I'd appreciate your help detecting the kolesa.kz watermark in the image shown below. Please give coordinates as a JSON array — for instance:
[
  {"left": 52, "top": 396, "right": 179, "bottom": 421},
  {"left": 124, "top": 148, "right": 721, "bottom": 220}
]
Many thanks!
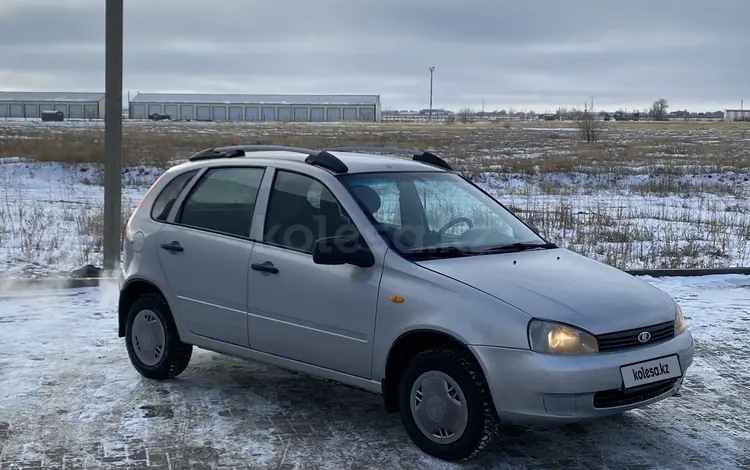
[{"left": 632, "top": 361, "right": 671, "bottom": 381}]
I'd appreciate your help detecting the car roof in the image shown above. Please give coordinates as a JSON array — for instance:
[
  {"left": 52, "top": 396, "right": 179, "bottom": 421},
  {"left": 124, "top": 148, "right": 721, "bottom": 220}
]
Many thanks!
[{"left": 180, "top": 148, "right": 451, "bottom": 175}]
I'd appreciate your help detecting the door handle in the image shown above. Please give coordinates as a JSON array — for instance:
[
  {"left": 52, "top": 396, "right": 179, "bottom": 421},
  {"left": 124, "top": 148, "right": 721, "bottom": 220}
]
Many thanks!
[
  {"left": 160, "top": 241, "right": 184, "bottom": 252},
  {"left": 251, "top": 261, "right": 279, "bottom": 274}
]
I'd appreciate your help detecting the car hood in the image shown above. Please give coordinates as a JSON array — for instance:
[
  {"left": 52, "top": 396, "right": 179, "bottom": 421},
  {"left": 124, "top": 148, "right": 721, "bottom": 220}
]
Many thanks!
[{"left": 416, "top": 248, "right": 676, "bottom": 335}]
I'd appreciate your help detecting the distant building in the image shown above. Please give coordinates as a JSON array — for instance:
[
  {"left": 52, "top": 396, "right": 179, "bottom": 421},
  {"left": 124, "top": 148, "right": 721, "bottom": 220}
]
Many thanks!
[
  {"left": 724, "top": 109, "right": 750, "bottom": 122},
  {"left": 128, "top": 93, "right": 382, "bottom": 122},
  {"left": 0, "top": 91, "right": 106, "bottom": 119},
  {"left": 418, "top": 108, "right": 454, "bottom": 116},
  {"left": 613, "top": 110, "right": 640, "bottom": 121}
]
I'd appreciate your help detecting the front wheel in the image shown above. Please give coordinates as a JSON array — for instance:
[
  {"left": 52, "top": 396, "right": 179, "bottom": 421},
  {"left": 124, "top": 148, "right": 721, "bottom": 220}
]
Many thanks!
[
  {"left": 124, "top": 293, "right": 192, "bottom": 380},
  {"left": 397, "top": 347, "right": 498, "bottom": 461}
]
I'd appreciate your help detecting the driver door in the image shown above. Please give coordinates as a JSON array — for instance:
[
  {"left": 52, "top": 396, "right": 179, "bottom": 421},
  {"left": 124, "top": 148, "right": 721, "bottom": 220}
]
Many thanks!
[{"left": 246, "top": 169, "right": 384, "bottom": 378}]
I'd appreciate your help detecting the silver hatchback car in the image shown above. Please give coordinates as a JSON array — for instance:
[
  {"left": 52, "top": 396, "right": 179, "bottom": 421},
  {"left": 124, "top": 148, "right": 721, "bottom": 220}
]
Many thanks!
[{"left": 118, "top": 145, "right": 694, "bottom": 461}]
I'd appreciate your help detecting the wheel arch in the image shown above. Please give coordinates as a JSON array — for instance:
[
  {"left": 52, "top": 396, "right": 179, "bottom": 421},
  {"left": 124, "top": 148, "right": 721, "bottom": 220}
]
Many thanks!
[
  {"left": 381, "top": 329, "right": 487, "bottom": 413},
  {"left": 118, "top": 278, "right": 166, "bottom": 337}
]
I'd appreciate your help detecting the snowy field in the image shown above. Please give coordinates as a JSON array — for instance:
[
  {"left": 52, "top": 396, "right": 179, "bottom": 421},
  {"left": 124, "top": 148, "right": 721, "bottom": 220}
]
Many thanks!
[
  {"left": 0, "top": 159, "right": 157, "bottom": 277},
  {"left": 1, "top": 158, "right": 749, "bottom": 277},
  {"left": 0, "top": 275, "right": 748, "bottom": 469},
  {"left": 1, "top": 119, "right": 749, "bottom": 276}
]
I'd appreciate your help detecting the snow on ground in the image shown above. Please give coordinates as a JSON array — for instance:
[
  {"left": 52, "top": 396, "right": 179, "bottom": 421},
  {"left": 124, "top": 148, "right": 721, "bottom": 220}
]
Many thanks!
[
  {"left": 0, "top": 159, "right": 159, "bottom": 277},
  {"left": 1, "top": 157, "right": 749, "bottom": 278},
  {"left": 0, "top": 276, "right": 748, "bottom": 469},
  {"left": 525, "top": 127, "right": 579, "bottom": 132}
]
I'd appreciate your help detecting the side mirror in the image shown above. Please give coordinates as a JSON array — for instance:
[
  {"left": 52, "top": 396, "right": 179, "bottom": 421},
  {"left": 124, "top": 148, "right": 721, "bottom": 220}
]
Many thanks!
[{"left": 312, "top": 236, "right": 375, "bottom": 268}]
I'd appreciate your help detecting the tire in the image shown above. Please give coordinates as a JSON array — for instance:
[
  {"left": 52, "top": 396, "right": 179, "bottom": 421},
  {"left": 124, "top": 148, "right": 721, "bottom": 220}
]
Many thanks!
[
  {"left": 396, "top": 347, "right": 497, "bottom": 461},
  {"left": 124, "top": 293, "right": 192, "bottom": 380}
]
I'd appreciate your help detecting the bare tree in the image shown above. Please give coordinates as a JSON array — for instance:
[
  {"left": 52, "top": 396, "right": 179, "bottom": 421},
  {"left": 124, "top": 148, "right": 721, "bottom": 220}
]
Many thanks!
[
  {"left": 457, "top": 107, "right": 476, "bottom": 123},
  {"left": 650, "top": 98, "right": 669, "bottom": 121},
  {"left": 577, "top": 97, "right": 604, "bottom": 143}
]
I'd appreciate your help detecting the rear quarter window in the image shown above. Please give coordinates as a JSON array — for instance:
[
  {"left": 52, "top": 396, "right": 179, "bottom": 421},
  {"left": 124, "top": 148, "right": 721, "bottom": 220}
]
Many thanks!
[{"left": 150, "top": 170, "right": 198, "bottom": 221}]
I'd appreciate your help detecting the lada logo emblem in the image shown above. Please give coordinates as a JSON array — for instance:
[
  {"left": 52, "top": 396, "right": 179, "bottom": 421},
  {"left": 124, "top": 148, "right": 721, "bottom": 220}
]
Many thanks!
[{"left": 637, "top": 331, "right": 652, "bottom": 343}]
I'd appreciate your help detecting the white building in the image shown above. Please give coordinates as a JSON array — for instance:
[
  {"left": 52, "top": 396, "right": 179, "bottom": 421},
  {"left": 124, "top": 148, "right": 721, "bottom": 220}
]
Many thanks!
[
  {"left": 724, "top": 109, "right": 750, "bottom": 122},
  {"left": 128, "top": 93, "right": 382, "bottom": 122},
  {"left": 0, "top": 92, "right": 106, "bottom": 119}
]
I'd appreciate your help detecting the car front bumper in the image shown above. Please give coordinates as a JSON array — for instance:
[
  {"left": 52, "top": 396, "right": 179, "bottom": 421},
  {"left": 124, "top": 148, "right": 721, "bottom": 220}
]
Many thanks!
[{"left": 469, "top": 330, "right": 694, "bottom": 426}]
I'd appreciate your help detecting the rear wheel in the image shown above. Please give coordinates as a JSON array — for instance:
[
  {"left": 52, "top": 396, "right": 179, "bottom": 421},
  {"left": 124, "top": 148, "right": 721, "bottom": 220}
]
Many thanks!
[
  {"left": 124, "top": 293, "right": 192, "bottom": 380},
  {"left": 396, "top": 347, "right": 498, "bottom": 461}
]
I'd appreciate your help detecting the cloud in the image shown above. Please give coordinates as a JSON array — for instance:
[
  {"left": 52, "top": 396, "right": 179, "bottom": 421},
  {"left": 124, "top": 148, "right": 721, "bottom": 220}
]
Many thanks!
[{"left": 0, "top": 0, "right": 747, "bottom": 111}]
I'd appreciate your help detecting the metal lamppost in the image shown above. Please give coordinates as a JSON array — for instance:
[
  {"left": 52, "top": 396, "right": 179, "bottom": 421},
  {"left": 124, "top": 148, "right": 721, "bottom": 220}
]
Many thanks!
[{"left": 429, "top": 66, "right": 435, "bottom": 122}]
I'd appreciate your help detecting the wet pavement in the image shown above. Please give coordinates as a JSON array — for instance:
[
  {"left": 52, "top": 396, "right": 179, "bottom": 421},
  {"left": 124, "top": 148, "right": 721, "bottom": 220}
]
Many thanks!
[{"left": 1, "top": 275, "right": 749, "bottom": 469}]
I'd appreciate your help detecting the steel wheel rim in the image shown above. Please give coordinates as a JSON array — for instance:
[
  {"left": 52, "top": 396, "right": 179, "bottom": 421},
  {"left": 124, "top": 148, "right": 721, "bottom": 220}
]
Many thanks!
[
  {"left": 409, "top": 370, "right": 468, "bottom": 445},
  {"left": 131, "top": 309, "right": 166, "bottom": 367}
]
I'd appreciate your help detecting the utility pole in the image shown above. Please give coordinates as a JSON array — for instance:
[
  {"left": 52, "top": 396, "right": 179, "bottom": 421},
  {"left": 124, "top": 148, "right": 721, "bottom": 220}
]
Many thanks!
[
  {"left": 103, "top": 0, "right": 124, "bottom": 272},
  {"left": 429, "top": 66, "right": 435, "bottom": 122}
]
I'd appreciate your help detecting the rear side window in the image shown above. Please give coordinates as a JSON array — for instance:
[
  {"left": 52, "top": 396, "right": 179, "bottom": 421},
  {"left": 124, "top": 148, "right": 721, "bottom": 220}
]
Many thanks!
[
  {"left": 177, "top": 167, "right": 265, "bottom": 238},
  {"left": 150, "top": 170, "right": 198, "bottom": 221}
]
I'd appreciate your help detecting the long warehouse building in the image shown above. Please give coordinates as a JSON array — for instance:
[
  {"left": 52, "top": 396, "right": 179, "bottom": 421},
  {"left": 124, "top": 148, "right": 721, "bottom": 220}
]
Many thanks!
[
  {"left": 129, "top": 93, "right": 382, "bottom": 122},
  {"left": 0, "top": 91, "right": 106, "bottom": 119},
  {"left": 724, "top": 109, "right": 750, "bottom": 122}
]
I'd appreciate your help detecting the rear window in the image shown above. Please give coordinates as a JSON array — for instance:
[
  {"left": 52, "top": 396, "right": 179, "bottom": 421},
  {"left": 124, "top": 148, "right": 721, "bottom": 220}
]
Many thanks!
[{"left": 150, "top": 170, "right": 198, "bottom": 221}]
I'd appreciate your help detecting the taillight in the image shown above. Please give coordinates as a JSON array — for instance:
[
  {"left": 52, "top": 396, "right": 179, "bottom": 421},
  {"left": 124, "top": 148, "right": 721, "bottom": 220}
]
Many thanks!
[{"left": 122, "top": 200, "right": 139, "bottom": 250}]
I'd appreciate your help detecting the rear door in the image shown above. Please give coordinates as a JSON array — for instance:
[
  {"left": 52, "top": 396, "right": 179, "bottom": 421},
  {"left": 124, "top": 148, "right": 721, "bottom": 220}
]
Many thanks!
[{"left": 157, "top": 166, "right": 266, "bottom": 347}]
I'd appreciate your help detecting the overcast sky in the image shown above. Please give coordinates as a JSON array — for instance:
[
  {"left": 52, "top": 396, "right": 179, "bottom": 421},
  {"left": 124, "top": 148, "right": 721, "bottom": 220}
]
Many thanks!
[{"left": 0, "top": 0, "right": 747, "bottom": 112}]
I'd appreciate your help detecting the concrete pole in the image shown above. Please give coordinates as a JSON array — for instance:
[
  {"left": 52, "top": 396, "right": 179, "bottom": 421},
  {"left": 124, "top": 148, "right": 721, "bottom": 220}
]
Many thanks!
[{"left": 103, "top": 0, "right": 123, "bottom": 272}]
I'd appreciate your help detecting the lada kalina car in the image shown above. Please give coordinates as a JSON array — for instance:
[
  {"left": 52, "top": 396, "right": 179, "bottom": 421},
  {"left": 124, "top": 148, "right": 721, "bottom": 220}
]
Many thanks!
[{"left": 118, "top": 145, "right": 694, "bottom": 461}]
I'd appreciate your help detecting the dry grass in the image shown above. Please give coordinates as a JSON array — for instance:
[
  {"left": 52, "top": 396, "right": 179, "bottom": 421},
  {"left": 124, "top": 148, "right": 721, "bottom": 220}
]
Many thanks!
[{"left": 2, "top": 120, "right": 749, "bottom": 176}]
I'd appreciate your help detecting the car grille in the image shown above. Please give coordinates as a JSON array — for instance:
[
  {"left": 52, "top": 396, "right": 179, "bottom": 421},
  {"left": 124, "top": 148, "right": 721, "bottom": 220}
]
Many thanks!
[
  {"left": 596, "top": 321, "right": 675, "bottom": 352},
  {"left": 593, "top": 378, "right": 680, "bottom": 408}
]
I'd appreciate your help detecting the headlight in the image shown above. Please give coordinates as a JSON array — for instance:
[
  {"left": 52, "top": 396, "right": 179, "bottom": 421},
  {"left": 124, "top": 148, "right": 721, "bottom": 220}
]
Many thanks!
[
  {"left": 528, "top": 320, "right": 598, "bottom": 355},
  {"left": 674, "top": 302, "right": 686, "bottom": 336}
]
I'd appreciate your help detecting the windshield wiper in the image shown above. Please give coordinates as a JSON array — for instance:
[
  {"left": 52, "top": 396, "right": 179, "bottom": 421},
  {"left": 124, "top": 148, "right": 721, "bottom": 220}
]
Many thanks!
[
  {"left": 404, "top": 242, "right": 557, "bottom": 259},
  {"left": 480, "top": 242, "right": 558, "bottom": 254},
  {"left": 402, "top": 246, "right": 478, "bottom": 260}
]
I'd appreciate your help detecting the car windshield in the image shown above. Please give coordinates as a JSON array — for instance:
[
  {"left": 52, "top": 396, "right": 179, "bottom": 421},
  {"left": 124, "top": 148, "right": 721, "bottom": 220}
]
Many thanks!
[{"left": 339, "top": 171, "right": 549, "bottom": 259}]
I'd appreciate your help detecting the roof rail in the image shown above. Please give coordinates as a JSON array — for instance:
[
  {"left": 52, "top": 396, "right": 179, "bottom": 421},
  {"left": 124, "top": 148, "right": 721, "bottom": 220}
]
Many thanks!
[
  {"left": 187, "top": 144, "right": 349, "bottom": 173},
  {"left": 322, "top": 146, "right": 453, "bottom": 171},
  {"left": 305, "top": 151, "right": 349, "bottom": 173},
  {"left": 188, "top": 145, "right": 316, "bottom": 162},
  {"left": 188, "top": 147, "right": 244, "bottom": 161},
  {"left": 413, "top": 151, "right": 453, "bottom": 171}
]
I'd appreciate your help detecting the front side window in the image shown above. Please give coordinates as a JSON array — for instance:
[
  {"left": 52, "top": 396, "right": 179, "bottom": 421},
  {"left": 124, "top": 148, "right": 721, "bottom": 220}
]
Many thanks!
[
  {"left": 263, "top": 170, "right": 359, "bottom": 253},
  {"left": 340, "top": 171, "right": 547, "bottom": 258},
  {"left": 177, "top": 167, "right": 265, "bottom": 237}
]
